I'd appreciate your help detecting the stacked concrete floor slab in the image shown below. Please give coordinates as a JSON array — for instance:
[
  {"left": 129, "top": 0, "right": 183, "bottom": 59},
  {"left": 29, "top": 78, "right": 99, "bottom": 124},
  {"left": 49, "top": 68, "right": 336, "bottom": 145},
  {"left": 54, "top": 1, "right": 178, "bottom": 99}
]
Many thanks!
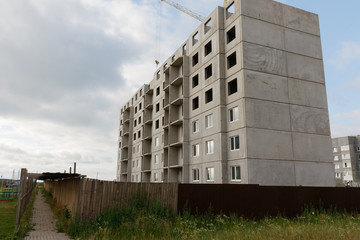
[{"left": 116, "top": 0, "right": 335, "bottom": 186}]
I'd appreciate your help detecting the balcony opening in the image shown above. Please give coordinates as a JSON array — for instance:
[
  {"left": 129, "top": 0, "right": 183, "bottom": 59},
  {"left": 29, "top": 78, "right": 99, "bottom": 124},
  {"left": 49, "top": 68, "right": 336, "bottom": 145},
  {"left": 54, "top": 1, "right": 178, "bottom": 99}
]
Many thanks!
[
  {"left": 205, "top": 89, "right": 213, "bottom": 103},
  {"left": 204, "top": 18, "right": 212, "bottom": 33},
  {"left": 192, "top": 74, "right": 199, "bottom": 88},
  {"left": 204, "top": 41, "right": 212, "bottom": 56},
  {"left": 228, "top": 79, "right": 238, "bottom": 95},
  {"left": 205, "top": 64, "right": 212, "bottom": 79},
  {"left": 192, "top": 52, "right": 199, "bottom": 66},
  {"left": 226, "top": 2, "right": 235, "bottom": 19},
  {"left": 192, "top": 32, "right": 199, "bottom": 45},
  {"left": 227, "top": 26, "right": 236, "bottom": 44},
  {"left": 192, "top": 97, "right": 199, "bottom": 110},
  {"left": 227, "top": 52, "right": 237, "bottom": 69}
]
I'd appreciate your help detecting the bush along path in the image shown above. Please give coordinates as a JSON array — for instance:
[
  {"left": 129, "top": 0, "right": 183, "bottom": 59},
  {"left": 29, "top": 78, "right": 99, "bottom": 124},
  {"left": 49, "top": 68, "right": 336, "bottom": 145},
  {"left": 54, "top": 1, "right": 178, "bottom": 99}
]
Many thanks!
[{"left": 23, "top": 190, "right": 71, "bottom": 240}]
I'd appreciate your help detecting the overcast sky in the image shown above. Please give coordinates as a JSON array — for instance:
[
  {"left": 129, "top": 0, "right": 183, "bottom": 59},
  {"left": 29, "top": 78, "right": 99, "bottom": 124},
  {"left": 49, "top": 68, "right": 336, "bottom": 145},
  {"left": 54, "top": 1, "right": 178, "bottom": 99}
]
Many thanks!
[{"left": 1, "top": 0, "right": 359, "bottom": 180}]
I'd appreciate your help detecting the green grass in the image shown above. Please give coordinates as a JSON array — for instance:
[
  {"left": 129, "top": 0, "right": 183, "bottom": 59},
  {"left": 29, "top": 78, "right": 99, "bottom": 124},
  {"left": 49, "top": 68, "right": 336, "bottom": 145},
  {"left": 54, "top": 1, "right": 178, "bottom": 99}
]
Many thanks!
[
  {"left": 0, "top": 184, "right": 37, "bottom": 240},
  {"left": 52, "top": 193, "right": 360, "bottom": 240},
  {"left": 0, "top": 199, "right": 17, "bottom": 240},
  {"left": 14, "top": 185, "right": 38, "bottom": 239},
  {"left": 40, "top": 186, "right": 72, "bottom": 233}
]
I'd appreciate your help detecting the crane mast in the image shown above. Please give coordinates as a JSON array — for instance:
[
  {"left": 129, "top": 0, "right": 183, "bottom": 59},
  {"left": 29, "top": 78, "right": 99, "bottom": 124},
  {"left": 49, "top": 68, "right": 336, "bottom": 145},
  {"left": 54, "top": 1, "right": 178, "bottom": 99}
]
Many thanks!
[{"left": 160, "top": 0, "right": 205, "bottom": 22}]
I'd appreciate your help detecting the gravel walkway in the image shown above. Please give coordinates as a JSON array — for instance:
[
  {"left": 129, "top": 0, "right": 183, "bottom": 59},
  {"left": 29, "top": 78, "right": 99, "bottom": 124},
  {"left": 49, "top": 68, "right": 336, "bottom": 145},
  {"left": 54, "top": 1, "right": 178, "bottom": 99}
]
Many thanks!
[{"left": 24, "top": 191, "right": 71, "bottom": 240}]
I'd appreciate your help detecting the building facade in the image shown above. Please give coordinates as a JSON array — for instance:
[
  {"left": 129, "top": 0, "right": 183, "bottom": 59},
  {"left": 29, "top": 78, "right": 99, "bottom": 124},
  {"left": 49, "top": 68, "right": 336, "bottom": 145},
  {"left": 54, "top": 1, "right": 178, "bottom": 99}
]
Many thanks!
[
  {"left": 332, "top": 136, "right": 360, "bottom": 186},
  {"left": 116, "top": 0, "right": 335, "bottom": 186}
]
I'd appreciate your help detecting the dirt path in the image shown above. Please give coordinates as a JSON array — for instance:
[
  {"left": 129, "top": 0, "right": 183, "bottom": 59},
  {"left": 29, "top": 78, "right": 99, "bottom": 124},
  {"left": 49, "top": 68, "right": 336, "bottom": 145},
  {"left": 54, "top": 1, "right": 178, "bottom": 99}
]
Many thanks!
[{"left": 24, "top": 191, "right": 71, "bottom": 240}]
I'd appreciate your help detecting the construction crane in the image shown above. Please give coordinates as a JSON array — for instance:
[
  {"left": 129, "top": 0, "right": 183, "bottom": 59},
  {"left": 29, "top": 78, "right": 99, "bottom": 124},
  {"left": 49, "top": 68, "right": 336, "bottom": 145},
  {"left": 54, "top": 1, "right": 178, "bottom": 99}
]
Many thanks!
[{"left": 160, "top": 0, "right": 205, "bottom": 22}]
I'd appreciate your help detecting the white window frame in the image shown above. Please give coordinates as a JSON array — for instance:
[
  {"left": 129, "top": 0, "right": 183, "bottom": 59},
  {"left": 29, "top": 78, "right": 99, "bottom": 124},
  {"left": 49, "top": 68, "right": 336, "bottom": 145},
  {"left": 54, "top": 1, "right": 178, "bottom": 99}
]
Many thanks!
[
  {"left": 229, "top": 107, "right": 239, "bottom": 122},
  {"left": 193, "top": 168, "right": 200, "bottom": 182},
  {"left": 193, "top": 120, "right": 199, "bottom": 133},
  {"left": 334, "top": 156, "right": 339, "bottom": 161},
  {"left": 335, "top": 172, "right": 341, "bottom": 179},
  {"left": 155, "top": 137, "right": 159, "bottom": 147},
  {"left": 344, "top": 162, "right": 351, "bottom": 168},
  {"left": 154, "top": 154, "right": 159, "bottom": 164},
  {"left": 205, "top": 140, "right": 214, "bottom": 155},
  {"left": 193, "top": 144, "right": 200, "bottom": 157},
  {"left": 333, "top": 148, "right": 338, "bottom": 153},
  {"left": 341, "top": 145, "right": 350, "bottom": 151},
  {"left": 205, "top": 114, "right": 213, "bottom": 129},
  {"left": 231, "top": 166, "right": 241, "bottom": 181},
  {"left": 335, "top": 164, "right": 340, "bottom": 169},
  {"left": 230, "top": 135, "right": 240, "bottom": 151},
  {"left": 206, "top": 167, "right": 214, "bottom": 181},
  {"left": 154, "top": 172, "right": 159, "bottom": 182}
]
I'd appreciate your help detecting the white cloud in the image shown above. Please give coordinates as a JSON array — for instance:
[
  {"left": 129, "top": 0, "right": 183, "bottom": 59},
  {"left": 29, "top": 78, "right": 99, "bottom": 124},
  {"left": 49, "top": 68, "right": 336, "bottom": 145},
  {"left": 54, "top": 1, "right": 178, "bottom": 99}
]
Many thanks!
[
  {"left": 328, "top": 41, "right": 360, "bottom": 69},
  {"left": 331, "top": 110, "right": 360, "bottom": 137}
]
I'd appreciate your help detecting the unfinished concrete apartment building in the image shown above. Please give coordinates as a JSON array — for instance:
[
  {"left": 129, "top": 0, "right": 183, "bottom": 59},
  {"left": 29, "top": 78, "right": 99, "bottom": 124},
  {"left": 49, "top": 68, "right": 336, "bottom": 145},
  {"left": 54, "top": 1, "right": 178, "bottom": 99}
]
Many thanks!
[
  {"left": 116, "top": 0, "right": 335, "bottom": 186},
  {"left": 332, "top": 136, "right": 360, "bottom": 186}
]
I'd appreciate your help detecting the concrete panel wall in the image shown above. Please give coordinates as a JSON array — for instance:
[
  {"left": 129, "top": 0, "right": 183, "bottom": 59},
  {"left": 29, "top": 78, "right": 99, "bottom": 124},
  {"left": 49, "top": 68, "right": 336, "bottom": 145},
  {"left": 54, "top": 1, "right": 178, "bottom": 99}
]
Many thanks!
[
  {"left": 247, "top": 128, "right": 293, "bottom": 160},
  {"left": 294, "top": 162, "right": 335, "bottom": 186},
  {"left": 247, "top": 159, "right": 296, "bottom": 186}
]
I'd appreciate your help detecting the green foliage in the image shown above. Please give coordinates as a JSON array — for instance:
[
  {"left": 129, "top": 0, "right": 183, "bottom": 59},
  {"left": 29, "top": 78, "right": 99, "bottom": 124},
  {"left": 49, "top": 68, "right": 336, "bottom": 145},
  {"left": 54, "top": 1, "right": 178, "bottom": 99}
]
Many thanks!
[
  {"left": 0, "top": 199, "right": 17, "bottom": 239},
  {"left": 40, "top": 186, "right": 72, "bottom": 233},
  {"left": 15, "top": 185, "right": 38, "bottom": 239},
  {"left": 63, "top": 193, "right": 360, "bottom": 240}
]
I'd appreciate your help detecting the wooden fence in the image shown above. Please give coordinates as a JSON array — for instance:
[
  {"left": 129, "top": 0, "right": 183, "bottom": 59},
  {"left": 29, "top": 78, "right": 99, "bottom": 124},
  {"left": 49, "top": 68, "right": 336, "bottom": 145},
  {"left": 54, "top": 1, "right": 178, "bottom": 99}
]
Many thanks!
[
  {"left": 44, "top": 178, "right": 360, "bottom": 221},
  {"left": 15, "top": 168, "right": 37, "bottom": 232},
  {"left": 44, "top": 178, "right": 178, "bottom": 219}
]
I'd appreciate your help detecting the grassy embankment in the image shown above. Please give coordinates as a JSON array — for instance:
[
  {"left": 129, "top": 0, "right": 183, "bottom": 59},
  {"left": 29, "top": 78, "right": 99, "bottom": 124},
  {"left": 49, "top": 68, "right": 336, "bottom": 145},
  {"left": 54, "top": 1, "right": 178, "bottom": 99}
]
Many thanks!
[
  {"left": 0, "top": 185, "right": 37, "bottom": 240},
  {"left": 42, "top": 189, "right": 360, "bottom": 240}
]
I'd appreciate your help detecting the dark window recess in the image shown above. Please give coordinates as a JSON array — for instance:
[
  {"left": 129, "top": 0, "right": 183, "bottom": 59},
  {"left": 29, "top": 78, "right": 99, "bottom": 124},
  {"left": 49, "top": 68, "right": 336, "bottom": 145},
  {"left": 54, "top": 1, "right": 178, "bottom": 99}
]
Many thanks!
[
  {"left": 156, "top": 86, "right": 160, "bottom": 96},
  {"left": 156, "top": 71, "right": 160, "bottom": 80},
  {"left": 133, "top": 133, "right": 136, "bottom": 140},
  {"left": 135, "top": 107, "right": 137, "bottom": 114},
  {"left": 134, "top": 120, "right": 137, "bottom": 127},
  {"left": 227, "top": 52, "right": 237, "bottom": 69},
  {"left": 192, "top": 74, "right": 199, "bottom": 88},
  {"left": 139, "top": 89, "right": 142, "bottom": 96},
  {"left": 192, "top": 32, "right": 199, "bottom": 45},
  {"left": 138, "top": 116, "right": 141, "bottom": 124},
  {"left": 162, "top": 116, "right": 165, "bottom": 126},
  {"left": 228, "top": 79, "right": 238, "bottom": 96},
  {"left": 192, "top": 97, "right": 199, "bottom": 110},
  {"left": 226, "top": 2, "right": 235, "bottom": 19},
  {"left": 156, "top": 103, "right": 160, "bottom": 112},
  {"left": 205, "top": 18, "right": 212, "bottom": 33},
  {"left": 204, "top": 41, "right": 212, "bottom": 56},
  {"left": 119, "top": 142, "right": 121, "bottom": 148},
  {"left": 192, "top": 53, "right": 199, "bottom": 66},
  {"left": 138, "top": 130, "right": 141, "bottom": 138},
  {"left": 139, "top": 103, "right": 142, "bottom": 110},
  {"left": 119, "top": 131, "right": 122, "bottom": 136},
  {"left": 155, "top": 120, "right": 160, "bottom": 129},
  {"left": 227, "top": 26, "right": 236, "bottom": 44},
  {"left": 205, "top": 89, "right": 213, "bottom": 103},
  {"left": 205, "top": 64, "right": 213, "bottom": 79}
]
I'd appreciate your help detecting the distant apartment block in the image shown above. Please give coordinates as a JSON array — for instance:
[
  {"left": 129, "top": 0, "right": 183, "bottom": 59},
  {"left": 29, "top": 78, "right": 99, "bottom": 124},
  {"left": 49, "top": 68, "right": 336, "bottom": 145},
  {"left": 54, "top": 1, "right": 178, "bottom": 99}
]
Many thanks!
[
  {"left": 116, "top": 0, "right": 335, "bottom": 186},
  {"left": 332, "top": 136, "right": 360, "bottom": 186}
]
